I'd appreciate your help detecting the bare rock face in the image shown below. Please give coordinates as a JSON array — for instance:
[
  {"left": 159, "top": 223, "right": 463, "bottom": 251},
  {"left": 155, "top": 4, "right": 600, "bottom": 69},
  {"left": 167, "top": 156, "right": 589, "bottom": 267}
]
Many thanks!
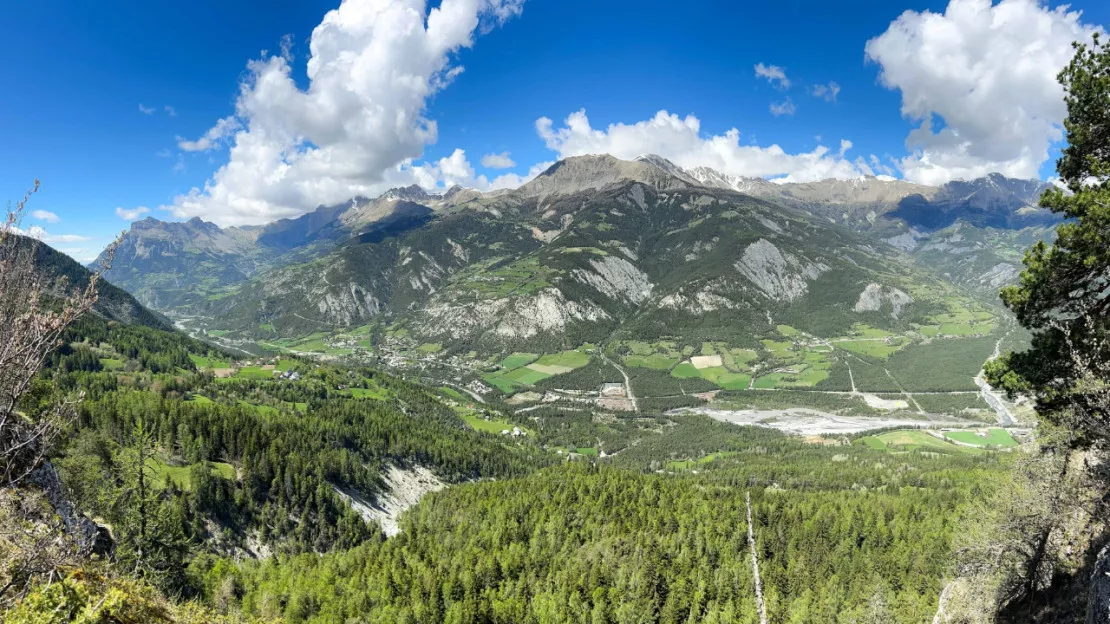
[
  {"left": 979, "top": 262, "right": 1021, "bottom": 289},
  {"left": 735, "top": 239, "right": 827, "bottom": 302},
  {"left": 29, "top": 462, "right": 113, "bottom": 557},
  {"left": 571, "top": 256, "right": 653, "bottom": 304},
  {"left": 420, "top": 287, "right": 609, "bottom": 341},
  {"left": 1087, "top": 543, "right": 1110, "bottom": 624},
  {"left": 853, "top": 282, "right": 914, "bottom": 318}
]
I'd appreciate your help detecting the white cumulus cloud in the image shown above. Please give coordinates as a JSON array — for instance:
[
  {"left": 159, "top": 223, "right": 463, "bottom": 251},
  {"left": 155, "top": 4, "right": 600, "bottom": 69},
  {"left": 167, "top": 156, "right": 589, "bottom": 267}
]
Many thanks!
[
  {"left": 769, "top": 98, "right": 796, "bottom": 117},
  {"left": 535, "top": 109, "right": 874, "bottom": 183},
  {"left": 865, "top": 0, "right": 1101, "bottom": 185},
  {"left": 30, "top": 210, "right": 59, "bottom": 223},
  {"left": 177, "top": 116, "right": 240, "bottom": 152},
  {"left": 408, "top": 149, "right": 549, "bottom": 190},
  {"left": 138, "top": 103, "right": 155, "bottom": 115},
  {"left": 811, "top": 82, "right": 840, "bottom": 102},
  {"left": 116, "top": 206, "right": 150, "bottom": 220},
  {"left": 166, "top": 0, "right": 525, "bottom": 227},
  {"left": 480, "top": 151, "right": 515, "bottom": 169},
  {"left": 754, "top": 63, "right": 791, "bottom": 89},
  {"left": 17, "top": 225, "right": 91, "bottom": 244}
]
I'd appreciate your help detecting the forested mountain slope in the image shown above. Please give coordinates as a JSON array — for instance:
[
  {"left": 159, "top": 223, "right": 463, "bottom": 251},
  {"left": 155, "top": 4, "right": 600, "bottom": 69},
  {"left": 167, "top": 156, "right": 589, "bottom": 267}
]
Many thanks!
[
  {"left": 185, "top": 159, "right": 988, "bottom": 353},
  {"left": 95, "top": 155, "right": 1058, "bottom": 353},
  {"left": 8, "top": 233, "right": 172, "bottom": 330}
]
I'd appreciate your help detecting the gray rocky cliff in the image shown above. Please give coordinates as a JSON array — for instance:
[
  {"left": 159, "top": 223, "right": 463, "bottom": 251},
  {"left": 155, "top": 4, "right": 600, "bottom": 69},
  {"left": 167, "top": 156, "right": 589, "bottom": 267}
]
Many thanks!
[
  {"left": 28, "top": 461, "right": 112, "bottom": 557},
  {"left": 1088, "top": 543, "right": 1110, "bottom": 624}
]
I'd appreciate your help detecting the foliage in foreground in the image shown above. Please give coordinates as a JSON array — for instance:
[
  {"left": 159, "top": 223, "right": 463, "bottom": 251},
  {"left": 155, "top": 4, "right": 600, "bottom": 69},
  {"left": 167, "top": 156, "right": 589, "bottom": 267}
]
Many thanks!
[{"left": 7, "top": 569, "right": 235, "bottom": 624}]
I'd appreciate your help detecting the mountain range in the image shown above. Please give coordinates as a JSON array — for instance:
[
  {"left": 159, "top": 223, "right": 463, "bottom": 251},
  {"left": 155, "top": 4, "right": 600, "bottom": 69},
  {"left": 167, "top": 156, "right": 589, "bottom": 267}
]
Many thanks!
[{"left": 93, "top": 155, "right": 1058, "bottom": 353}]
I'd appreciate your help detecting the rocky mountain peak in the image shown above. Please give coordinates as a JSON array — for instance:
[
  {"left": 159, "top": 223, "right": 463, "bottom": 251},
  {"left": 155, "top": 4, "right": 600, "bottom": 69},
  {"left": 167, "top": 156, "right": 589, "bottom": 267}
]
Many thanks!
[
  {"left": 382, "top": 184, "right": 432, "bottom": 202},
  {"left": 517, "top": 154, "right": 694, "bottom": 200}
]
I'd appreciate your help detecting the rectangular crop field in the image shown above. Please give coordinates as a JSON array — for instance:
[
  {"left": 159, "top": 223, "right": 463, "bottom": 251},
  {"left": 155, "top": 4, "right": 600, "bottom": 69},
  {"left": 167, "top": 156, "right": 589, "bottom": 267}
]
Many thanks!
[
  {"left": 534, "top": 350, "right": 591, "bottom": 370},
  {"left": 499, "top": 353, "right": 539, "bottom": 369},
  {"left": 943, "top": 428, "right": 1017, "bottom": 448}
]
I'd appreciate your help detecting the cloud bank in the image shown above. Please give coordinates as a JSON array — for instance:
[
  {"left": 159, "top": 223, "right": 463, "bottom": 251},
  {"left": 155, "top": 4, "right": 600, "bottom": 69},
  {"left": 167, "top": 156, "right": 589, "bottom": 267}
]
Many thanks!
[
  {"left": 168, "top": 0, "right": 525, "bottom": 226},
  {"left": 535, "top": 109, "right": 876, "bottom": 183},
  {"left": 865, "top": 0, "right": 1100, "bottom": 185}
]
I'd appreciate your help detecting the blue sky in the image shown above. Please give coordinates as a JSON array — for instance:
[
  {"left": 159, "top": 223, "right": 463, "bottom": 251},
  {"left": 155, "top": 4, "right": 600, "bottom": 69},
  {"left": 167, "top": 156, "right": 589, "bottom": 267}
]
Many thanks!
[{"left": 1, "top": 0, "right": 1106, "bottom": 261}]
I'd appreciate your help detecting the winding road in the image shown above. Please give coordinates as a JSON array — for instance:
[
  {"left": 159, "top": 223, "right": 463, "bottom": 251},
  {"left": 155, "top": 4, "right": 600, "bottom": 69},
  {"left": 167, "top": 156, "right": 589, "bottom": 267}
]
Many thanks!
[
  {"left": 977, "top": 334, "right": 1017, "bottom": 426},
  {"left": 599, "top": 351, "right": 638, "bottom": 412}
]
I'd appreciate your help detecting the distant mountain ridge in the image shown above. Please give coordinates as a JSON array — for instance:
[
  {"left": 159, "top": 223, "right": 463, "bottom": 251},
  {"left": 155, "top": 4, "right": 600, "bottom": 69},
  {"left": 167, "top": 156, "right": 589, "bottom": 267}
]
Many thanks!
[
  {"left": 10, "top": 234, "right": 172, "bottom": 331},
  {"left": 93, "top": 154, "right": 1061, "bottom": 344}
]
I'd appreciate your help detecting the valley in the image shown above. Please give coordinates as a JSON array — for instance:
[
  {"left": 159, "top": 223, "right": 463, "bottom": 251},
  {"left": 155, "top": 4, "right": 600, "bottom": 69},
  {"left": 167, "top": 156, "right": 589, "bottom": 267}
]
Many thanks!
[
  {"left": 6, "top": 3, "right": 1110, "bottom": 620},
  {"left": 2, "top": 154, "right": 1075, "bottom": 623}
]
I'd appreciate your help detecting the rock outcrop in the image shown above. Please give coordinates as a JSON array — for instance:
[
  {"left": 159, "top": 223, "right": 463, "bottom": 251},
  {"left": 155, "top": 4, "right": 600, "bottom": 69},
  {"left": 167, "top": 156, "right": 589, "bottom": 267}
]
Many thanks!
[
  {"left": 29, "top": 462, "right": 112, "bottom": 557},
  {"left": 1088, "top": 543, "right": 1110, "bottom": 624}
]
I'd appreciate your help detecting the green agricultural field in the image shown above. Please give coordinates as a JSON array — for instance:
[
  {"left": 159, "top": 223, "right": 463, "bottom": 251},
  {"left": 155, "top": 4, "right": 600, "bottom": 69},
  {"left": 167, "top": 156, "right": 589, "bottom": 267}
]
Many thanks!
[
  {"left": 727, "top": 348, "right": 760, "bottom": 367},
  {"left": 100, "top": 357, "right": 125, "bottom": 370},
  {"left": 439, "top": 386, "right": 465, "bottom": 401},
  {"left": 416, "top": 343, "right": 443, "bottom": 354},
  {"left": 186, "top": 394, "right": 213, "bottom": 404},
  {"left": 671, "top": 362, "right": 701, "bottom": 379},
  {"left": 938, "top": 322, "right": 996, "bottom": 336},
  {"left": 776, "top": 324, "right": 800, "bottom": 337},
  {"left": 698, "top": 367, "right": 752, "bottom": 390},
  {"left": 504, "top": 367, "right": 552, "bottom": 385},
  {"left": 861, "top": 437, "right": 887, "bottom": 450},
  {"left": 944, "top": 428, "right": 1017, "bottom": 448},
  {"left": 533, "top": 349, "right": 592, "bottom": 370},
  {"left": 152, "top": 459, "right": 237, "bottom": 490},
  {"left": 669, "top": 361, "right": 750, "bottom": 389},
  {"left": 291, "top": 339, "right": 328, "bottom": 352},
  {"left": 461, "top": 413, "right": 522, "bottom": 435},
  {"left": 575, "top": 447, "right": 599, "bottom": 456},
  {"left": 499, "top": 352, "right": 539, "bottom": 369},
  {"left": 761, "top": 339, "right": 796, "bottom": 359},
  {"left": 236, "top": 366, "right": 275, "bottom": 380},
  {"left": 923, "top": 305, "right": 997, "bottom": 337},
  {"left": 189, "top": 354, "right": 232, "bottom": 369},
  {"left": 858, "top": 430, "right": 984, "bottom": 454},
  {"left": 753, "top": 373, "right": 787, "bottom": 389},
  {"left": 238, "top": 400, "right": 279, "bottom": 417},
  {"left": 835, "top": 339, "right": 904, "bottom": 359},
  {"left": 483, "top": 373, "right": 523, "bottom": 394},
  {"left": 348, "top": 387, "right": 388, "bottom": 400},
  {"left": 624, "top": 353, "right": 679, "bottom": 370}
]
